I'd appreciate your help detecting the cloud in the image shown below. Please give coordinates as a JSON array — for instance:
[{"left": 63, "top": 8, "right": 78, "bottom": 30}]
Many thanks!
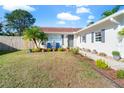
[
  {"left": 2, "top": 5, "right": 35, "bottom": 11},
  {"left": 57, "top": 12, "right": 80, "bottom": 21},
  {"left": 76, "top": 5, "right": 88, "bottom": 7},
  {"left": 87, "top": 15, "right": 95, "bottom": 23},
  {"left": 76, "top": 7, "right": 91, "bottom": 14},
  {"left": 87, "top": 20, "right": 92, "bottom": 23},
  {"left": 88, "top": 15, "right": 95, "bottom": 20},
  {"left": 58, "top": 21, "right": 66, "bottom": 24}
]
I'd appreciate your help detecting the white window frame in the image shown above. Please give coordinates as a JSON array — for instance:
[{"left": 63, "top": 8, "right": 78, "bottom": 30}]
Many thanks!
[
  {"left": 95, "top": 32, "right": 102, "bottom": 42},
  {"left": 95, "top": 29, "right": 105, "bottom": 43}
]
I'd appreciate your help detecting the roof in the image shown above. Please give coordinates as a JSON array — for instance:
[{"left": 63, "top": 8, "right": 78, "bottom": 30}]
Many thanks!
[
  {"left": 75, "top": 9, "right": 124, "bottom": 34},
  {"left": 41, "top": 27, "right": 81, "bottom": 34}
]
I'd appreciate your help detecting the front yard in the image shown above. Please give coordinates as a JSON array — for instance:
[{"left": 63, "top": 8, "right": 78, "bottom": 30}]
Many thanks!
[{"left": 0, "top": 51, "right": 116, "bottom": 87}]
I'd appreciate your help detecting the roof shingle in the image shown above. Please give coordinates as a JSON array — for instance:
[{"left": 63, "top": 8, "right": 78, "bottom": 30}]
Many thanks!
[{"left": 41, "top": 27, "right": 81, "bottom": 33}]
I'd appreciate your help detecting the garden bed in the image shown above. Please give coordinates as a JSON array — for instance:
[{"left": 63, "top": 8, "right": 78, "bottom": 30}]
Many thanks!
[{"left": 75, "top": 54, "right": 124, "bottom": 88}]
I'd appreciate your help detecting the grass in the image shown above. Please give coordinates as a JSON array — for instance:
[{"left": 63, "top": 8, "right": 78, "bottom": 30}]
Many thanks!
[{"left": 0, "top": 51, "right": 116, "bottom": 88}]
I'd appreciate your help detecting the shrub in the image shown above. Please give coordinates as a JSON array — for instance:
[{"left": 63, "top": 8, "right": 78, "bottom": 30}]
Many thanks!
[
  {"left": 47, "top": 48, "right": 51, "bottom": 52},
  {"left": 92, "top": 49, "right": 98, "bottom": 54},
  {"left": 31, "top": 48, "right": 41, "bottom": 52},
  {"left": 58, "top": 48, "right": 64, "bottom": 51},
  {"left": 117, "top": 70, "right": 124, "bottom": 79},
  {"left": 86, "top": 49, "right": 91, "bottom": 52},
  {"left": 96, "top": 59, "right": 109, "bottom": 69},
  {"left": 112, "top": 51, "right": 120, "bottom": 56},
  {"left": 70, "top": 48, "right": 79, "bottom": 54},
  {"left": 98, "top": 52, "right": 107, "bottom": 57}
]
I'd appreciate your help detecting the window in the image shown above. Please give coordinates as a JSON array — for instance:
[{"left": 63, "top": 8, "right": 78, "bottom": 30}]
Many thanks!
[
  {"left": 95, "top": 29, "right": 105, "bottom": 42},
  {"left": 61, "top": 34, "right": 64, "bottom": 45},
  {"left": 95, "top": 32, "right": 102, "bottom": 42},
  {"left": 82, "top": 35, "right": 86, "bottom": 43}
]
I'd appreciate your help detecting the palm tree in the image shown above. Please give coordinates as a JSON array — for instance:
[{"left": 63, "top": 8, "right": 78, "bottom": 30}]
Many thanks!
[
  {"left": 102, "top": 5, "right": 121, "bottom": 18},
  {"left": 23, "top": 26, "right": 48, "bottom": 48}
]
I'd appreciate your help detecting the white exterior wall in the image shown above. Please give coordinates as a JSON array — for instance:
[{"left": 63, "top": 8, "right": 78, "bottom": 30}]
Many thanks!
[{"left": 75, "top": 14, "right": 124, "bottom": 57}]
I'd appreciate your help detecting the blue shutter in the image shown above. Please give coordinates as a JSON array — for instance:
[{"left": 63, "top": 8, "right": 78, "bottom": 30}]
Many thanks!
[
  {"left": 101, "top": 29, "right": 105, "bottom": 43},
  {"left": 91, "top": 32, "right": 94, "bottom": 43},
  {"left": 80, "top": 35, "right": 81, "bottom": 43},
  {"left": 84, "top": 35, "right": 86, "bottom": 43}
]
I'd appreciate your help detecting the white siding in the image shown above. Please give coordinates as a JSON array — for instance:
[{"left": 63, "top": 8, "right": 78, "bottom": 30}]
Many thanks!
[{"left": 75, "top": 16, "right": 124, "bottom": 57}]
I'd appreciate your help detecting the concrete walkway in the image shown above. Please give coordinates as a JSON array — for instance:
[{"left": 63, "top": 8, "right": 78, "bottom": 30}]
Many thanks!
[{"left": 79, "top": 50, "right": 124, "bottom": 70}]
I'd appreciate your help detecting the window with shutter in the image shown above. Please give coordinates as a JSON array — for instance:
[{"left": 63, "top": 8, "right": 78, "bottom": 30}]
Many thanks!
[
  {"left": 95, "top": 32, "right": 102, "bottom": 42},
  {"left": 95, "top": 29, "right": 105, "bottom": 43}
]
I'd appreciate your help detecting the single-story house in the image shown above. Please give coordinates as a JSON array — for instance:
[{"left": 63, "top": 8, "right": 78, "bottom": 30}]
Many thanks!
[{"left": 41, "top": 10, "right": 124, "bottom": 57}]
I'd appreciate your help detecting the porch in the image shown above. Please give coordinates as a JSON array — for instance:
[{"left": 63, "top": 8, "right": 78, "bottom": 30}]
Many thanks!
[{"left": 41, "top": 33, "right": 74, "bottom": 49}]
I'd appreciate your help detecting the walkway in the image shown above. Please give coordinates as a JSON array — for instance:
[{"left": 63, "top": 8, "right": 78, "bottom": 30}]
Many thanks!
[{"left": 79, "top": 50, "right": 124, "bottom": 70}]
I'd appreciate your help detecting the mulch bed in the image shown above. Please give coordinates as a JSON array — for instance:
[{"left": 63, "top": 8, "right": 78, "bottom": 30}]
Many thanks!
[{"left": 75, "top": 54, "right": 124, "bottom": 88}]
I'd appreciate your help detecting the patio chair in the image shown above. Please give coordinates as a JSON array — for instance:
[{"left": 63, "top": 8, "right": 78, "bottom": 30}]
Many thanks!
[
  {"left": 47, "top": 43, "right": 52, "bottom": 49},
  {"left": 56, "top": 43, "right": 60, "bottom": 49}
]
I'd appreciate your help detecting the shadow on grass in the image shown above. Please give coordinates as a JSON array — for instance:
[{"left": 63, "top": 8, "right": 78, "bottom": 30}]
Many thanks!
[
  {"left": 0, "top": 50, "right": 19, "bottom": 55},
  {"left": 0, "top": 42, "right": 20, "bottom": 55}
]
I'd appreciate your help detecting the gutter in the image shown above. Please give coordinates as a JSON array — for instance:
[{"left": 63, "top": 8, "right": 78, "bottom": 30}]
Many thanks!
[
  {"left": 74, "top": 10, "right": 124, "bottom": 34},
  {"left": 110, "top": 18, "right": 120, "bottom": 25}
]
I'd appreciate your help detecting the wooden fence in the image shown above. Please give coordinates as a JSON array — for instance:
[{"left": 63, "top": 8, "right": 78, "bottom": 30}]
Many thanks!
[{"left": 0, "top": 36, "right": 35, "bottom": 51}]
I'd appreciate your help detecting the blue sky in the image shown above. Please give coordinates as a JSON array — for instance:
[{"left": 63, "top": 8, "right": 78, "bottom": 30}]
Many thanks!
[{"left": 0, "top": 5, "right": 124, "bottom": 28}]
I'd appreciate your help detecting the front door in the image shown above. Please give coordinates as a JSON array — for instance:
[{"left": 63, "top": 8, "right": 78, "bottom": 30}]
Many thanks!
[{"left": 68, "top": 35, "right": 74, "bottom": 48}]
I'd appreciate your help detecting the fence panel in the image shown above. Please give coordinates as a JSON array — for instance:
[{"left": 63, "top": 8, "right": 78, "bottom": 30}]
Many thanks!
[{"left": 0, "top": 36, "right": 35, "bottom": 50}]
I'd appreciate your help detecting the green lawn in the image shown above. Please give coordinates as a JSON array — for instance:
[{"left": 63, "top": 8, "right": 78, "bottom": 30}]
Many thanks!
[{"left": 0, "top": 51, "right": 116, "bottom": 88}]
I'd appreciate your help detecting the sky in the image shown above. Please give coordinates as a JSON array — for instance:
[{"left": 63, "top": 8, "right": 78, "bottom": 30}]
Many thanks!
[{"left": 0, "top": 5, "right": 124, "bottom": 28}]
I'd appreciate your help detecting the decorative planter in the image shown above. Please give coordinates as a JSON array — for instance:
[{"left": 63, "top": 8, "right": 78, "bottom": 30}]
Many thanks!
[
  {"left": 92, "top": 50, "right": 98, "bottom": 54},
  {"left": 113, "top": 55, "right": 121, "bottom": 60}
]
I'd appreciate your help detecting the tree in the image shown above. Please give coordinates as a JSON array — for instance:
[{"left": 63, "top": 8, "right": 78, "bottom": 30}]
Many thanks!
[
  {"left": 5, "top": 9, "right": 36, "bottom": 36},
  {"left": 118, "top": 28, "right": 124, "bottom": 36},
  {"left": 87, "top": 21, "right": 94, "bottom": 26},
  {"left": 118, "top": 28, "right": 124, "bottom": 42},
  {"left": 0, "top": 22, "right": 3, "bottom": 35},
  {"left": 23, "top": 26, "right": 48, "bottom": 48},
  {"left": 101, "top": 5, "right": 121, "bottom": 18}
]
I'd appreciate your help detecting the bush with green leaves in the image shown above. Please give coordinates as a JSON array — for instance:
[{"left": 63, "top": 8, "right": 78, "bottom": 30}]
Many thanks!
[
  {"left": 96, "top": 59, "right": 109, "bottom": 69},
  {"left": 58, "top": 48, "right": 64, "bottom": 51},
  {"left": 47, "top": 48, "right": 51, "bottom": 52},
  {"left": 116, "top": 70, "right": 124, "bottom": 79},
  {"left": 112, "top": 51, "right": 120, "bottom": 56},
  {"left": 98, "top": 52, "right": 107, "bottom": 57},
  {"left": 31, "top": 48, "right": 41, "bottom": 52},
  {"left": 70, "top": 48, "right": 79, "bottom": 54}
]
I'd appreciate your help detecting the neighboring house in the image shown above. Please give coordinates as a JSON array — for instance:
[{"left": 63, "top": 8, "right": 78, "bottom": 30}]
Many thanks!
[
  {"left": 74, "top": 10, "right": 124, "bottom": 57},
  {"left": 41, "top": 27, "right": 80, "bottom": 48}
]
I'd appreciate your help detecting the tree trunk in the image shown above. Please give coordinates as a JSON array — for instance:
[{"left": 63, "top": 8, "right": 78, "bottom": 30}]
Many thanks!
[{"left": 32, "top": 38, "right": 38, "bottom": 48}]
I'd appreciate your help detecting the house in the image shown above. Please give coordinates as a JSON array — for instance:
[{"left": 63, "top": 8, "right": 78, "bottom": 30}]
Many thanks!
[
  {"left": 41, "top": 27, "right": 80, "bottom": 48},
  {"left": 41, "top": 10, "right": 124, "bottom": 57},
  {"left": 74, "top": 10, "right": 124, "bottom": 57}
]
